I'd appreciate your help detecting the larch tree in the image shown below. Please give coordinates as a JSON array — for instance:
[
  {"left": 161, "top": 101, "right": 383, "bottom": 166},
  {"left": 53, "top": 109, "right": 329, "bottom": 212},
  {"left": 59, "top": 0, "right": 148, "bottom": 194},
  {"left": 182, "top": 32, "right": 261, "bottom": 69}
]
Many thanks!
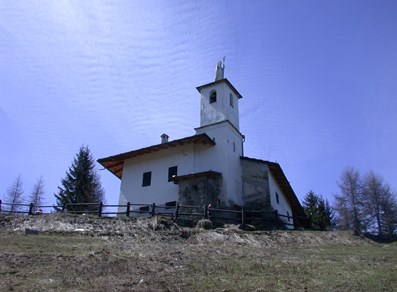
[
  {"left": 29, "top": 176, "right": 45, "bottom": 213},
  {"left": 3, "top": 175, "right": 24, "bottom": 213},
  {"left": 54, "top": 146, "right": 104, "bottom": 212},
  {"left": 334, "top": 167, "right": 363, "bottom": 234},
  {"left": 380, "top": 192, "right": 397, "bottom": 236},
  {"left": 362, "top": 171, "right": 397, "bottom": 236}
]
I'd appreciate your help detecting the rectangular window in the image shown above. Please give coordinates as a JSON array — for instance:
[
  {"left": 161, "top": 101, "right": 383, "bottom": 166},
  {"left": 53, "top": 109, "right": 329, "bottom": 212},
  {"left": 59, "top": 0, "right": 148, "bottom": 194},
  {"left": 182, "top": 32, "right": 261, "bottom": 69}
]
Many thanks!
[
  {"left": 276, "top": 192, "right": 279, "bottom": 204},
  {"left": 230, "top": 93, "right": 234, "bottom": 108},
  {"left": 142, "top": 171, "right": 152, "bottom": 187},
  {"left": 140, "top": 205, "right": 149, "bottom": 212},
  {"left": 165, "top": 201, "right": 176, "bottom": 207},
  {"left": 168, "top": 166, "right": 178, "bottom": 181}
]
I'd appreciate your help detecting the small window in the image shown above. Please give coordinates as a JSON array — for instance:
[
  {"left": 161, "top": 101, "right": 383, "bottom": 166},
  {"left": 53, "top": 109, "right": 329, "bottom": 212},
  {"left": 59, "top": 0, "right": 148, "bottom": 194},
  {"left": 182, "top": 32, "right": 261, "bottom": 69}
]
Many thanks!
[
  {"left": 275, "top": 192, "right": 279, "bottom": 204},
  {"left": 230, "top": 93, "right": 234, "bottom": 108},
  {"left": 168, "top": 166, "right": 178, "bottom": 182},
  {"left": 233, "top": 142, "right": 236, "bottom": 152},
  {"left": 140, "top": 205, "right": 149, "bottom": 212},
  {"left": 210, "top": 91, "right": 217, "bottom": 103},
  {"left": 165, "top": 201, "right": 176, "bottom": 207},
  {"left": 142, "top": 171, "right": 152, "bottom": 187}
]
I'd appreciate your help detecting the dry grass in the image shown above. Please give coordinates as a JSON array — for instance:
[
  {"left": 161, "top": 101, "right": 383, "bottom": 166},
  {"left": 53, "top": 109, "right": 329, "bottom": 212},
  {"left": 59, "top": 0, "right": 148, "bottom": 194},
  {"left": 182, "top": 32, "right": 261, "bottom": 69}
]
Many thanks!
[
  {"left": 180, "top": 243, "right": 397, "bottom": 291},
  {"left": 0, "top": 214, "right": 396, "bottom": 291}
]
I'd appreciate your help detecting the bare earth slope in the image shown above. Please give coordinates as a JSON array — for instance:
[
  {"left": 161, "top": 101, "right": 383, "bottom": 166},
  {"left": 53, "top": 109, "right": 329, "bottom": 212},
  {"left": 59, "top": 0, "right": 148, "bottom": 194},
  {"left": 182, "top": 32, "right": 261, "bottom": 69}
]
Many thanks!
[{"left": 1, "top": 214, "right": 396, "bottom": 291}]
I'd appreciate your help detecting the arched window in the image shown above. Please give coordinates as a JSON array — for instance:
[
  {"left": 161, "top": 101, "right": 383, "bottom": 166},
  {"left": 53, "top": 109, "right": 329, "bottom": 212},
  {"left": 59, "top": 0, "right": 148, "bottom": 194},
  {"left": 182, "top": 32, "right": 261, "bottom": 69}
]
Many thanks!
[{"left": 210, "top": 91, "right": 217, "bottom": 103}]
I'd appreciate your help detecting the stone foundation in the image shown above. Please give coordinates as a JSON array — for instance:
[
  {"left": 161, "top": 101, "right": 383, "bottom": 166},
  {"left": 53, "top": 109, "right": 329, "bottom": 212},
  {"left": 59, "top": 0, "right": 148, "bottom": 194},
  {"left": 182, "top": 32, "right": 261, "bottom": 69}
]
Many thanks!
[
  {"left": 177, "top": 176, "right": 221, "bottom": 208},
  {"left": 241, "top": 158, "right": 271, "bottom": 210}
]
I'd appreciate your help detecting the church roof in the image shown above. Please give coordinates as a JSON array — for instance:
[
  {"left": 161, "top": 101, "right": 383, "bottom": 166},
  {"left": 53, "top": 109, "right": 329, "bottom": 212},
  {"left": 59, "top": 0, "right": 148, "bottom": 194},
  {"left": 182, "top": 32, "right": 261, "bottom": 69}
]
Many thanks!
[
  {"left": 240, "top": 157, "right": 307, "bottom": 222},
  {"left": 171, "top": 170, "right": 222, "bottom": 183},
  {"left": 98, "top": 133, "right": 215, "bottom": 179},
  {"left": 196, "top": 78, "right": 242, "bottom": 99}
]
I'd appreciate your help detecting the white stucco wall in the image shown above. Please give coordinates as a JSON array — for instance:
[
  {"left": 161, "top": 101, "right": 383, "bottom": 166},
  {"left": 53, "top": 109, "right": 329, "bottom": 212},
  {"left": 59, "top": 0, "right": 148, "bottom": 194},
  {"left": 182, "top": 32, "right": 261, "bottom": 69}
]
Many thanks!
[
  {"left": 267, "top": 170, "right": 294, "bottom": 229},
  {"left": 195, "top": 121, "right": 243, "bottom": 206},
  {"left": 199, "top": 82, "right": 240, "bottom": 130},
  {"left": 118, "top": 144, "right": 196, "bottom": 207},
  {"left": 119, "top": 122, "right": 245, "bottom": 211}
]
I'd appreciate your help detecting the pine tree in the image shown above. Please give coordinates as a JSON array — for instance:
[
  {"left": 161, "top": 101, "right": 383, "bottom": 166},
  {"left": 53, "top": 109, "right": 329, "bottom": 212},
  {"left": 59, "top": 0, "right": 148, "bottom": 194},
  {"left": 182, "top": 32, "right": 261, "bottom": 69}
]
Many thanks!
[
  {"left": 30, "top": 176, "right": 45, "bottom": 213},
  {"left": 54, "top": 146, "right": 104, "bottom": 212},
  {"left": 3, "top": 175, "right": 24, "bottom": 213},
  {"left": 302, "top": 191, "right": 334, "bottom": 230},
  {"left": 317, "top": 198, "right": 334, "bottom": 230},
  {"left": 302, "top": 191, "right": 318, "bottom": 223}
]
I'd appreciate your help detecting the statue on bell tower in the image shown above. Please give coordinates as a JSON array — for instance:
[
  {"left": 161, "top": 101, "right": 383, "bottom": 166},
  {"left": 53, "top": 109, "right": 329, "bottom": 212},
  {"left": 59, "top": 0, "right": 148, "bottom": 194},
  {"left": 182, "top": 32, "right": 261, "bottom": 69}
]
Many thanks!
[{"left": 215, "top": 57, "right": 225, "bottom": 81}]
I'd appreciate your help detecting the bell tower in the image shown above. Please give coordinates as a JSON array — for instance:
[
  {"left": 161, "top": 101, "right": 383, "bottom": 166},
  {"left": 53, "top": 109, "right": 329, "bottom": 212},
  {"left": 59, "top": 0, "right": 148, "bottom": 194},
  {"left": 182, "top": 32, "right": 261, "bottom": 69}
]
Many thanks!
[
  {"left": 196, "top": 60, "right": 242, "bottom": 131},
  {"left": 194, "top": 61, "right": 245, "bottom": 207}
]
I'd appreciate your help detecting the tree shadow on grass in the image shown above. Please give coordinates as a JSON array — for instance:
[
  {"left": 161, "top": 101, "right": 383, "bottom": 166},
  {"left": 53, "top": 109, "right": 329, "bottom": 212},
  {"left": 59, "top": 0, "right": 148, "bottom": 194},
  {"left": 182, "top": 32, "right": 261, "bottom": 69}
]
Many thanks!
[{"left": 363, "top": 232, "right": 397, "bottom": 244}]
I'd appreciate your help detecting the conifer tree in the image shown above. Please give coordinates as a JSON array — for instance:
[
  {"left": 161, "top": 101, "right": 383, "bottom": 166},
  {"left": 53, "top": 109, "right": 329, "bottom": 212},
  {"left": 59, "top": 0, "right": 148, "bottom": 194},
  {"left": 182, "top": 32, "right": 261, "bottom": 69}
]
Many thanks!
[
  {"left": 54, "top": 146, "right": 104, "bottom": 212},
  {"left": 302, "top": 191, "right": 334, "bottom": 230}
]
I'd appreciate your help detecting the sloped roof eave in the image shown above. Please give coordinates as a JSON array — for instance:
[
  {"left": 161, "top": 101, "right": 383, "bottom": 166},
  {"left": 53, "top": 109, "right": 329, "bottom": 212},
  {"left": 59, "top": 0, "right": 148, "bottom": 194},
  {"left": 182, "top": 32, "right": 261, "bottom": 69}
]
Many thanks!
[
  {"left": 196, "top": 78, "right": 242, "bottom": 99},
  {"left": 240, "top": 156, "right": 306, "bottom": 219},
  {"left": 97, "top": 133, "right": 215, "bottom": 179}
]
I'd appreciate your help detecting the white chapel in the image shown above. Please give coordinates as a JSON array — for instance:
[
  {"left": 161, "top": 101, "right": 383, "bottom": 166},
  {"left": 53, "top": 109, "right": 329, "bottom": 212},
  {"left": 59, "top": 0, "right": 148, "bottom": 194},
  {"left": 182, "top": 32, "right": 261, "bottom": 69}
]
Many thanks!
[{"left": 98, "top": 62, "right": 306, "bottom": 226}]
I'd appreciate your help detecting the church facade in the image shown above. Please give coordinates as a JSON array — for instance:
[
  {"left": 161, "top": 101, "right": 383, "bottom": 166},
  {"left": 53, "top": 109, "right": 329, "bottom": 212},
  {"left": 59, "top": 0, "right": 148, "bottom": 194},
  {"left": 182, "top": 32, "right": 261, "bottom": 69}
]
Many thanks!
[{"left": 98, "top": 62, "right": 305, "bottom": 227}]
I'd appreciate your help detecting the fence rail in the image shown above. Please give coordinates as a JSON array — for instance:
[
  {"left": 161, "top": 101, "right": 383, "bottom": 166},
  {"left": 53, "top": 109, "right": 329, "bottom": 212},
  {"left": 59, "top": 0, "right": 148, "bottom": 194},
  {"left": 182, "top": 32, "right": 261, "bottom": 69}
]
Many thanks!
[{"left": 0, "top": 199, "right": 310, "bottom": 229}]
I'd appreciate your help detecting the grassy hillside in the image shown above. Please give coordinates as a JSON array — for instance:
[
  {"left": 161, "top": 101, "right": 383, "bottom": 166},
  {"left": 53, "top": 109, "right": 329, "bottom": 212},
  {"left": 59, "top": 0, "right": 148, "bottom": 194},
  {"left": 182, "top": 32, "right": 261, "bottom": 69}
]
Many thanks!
[{"left": 0, "top": 214, "right": 396, "bottom": 291}]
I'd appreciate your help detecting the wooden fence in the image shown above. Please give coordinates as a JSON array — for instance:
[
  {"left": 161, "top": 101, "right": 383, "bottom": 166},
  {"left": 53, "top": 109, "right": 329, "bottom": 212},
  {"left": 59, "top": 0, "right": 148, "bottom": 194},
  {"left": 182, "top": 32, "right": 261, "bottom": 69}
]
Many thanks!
[{"left": 0, "top": 199, "right": 309, "bottom": 229}]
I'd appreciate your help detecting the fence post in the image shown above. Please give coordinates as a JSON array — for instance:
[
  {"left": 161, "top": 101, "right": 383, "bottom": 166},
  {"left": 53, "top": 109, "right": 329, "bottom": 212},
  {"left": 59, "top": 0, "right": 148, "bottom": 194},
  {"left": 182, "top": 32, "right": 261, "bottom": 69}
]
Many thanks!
[
  {"left": 28, "top": 203, "right": 34, "bottom": 215},
  {"left": 241, "top": 207, "right": 245, "bottom": 225},
  {"left": 98, "top": 202, "right": 103, "bottom": 217},
  {"left": 0, "top": 200, "right": 2, "bottom": 212},
  {"left": 274, "top": 209, "right": 278, "bottom": 221},
  {"left": 175, "top": 203, "right": 180, "bottom": 219},
  {"left": 151, "top": 203, "right": 156, "bottom": 216},
  {"left": 126, "top": 202, "right": 131, "bottom": 217},
  {"left": 293, "top": 215, "right": 297, "bottom": 230},
  {"left": 204, "top": 204, "right": 208, "bottom": 219}
]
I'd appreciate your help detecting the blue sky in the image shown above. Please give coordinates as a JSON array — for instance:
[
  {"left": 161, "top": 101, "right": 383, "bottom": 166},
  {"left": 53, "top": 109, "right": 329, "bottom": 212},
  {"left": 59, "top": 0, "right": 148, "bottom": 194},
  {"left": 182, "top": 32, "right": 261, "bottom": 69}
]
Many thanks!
[{"left": 1, "top": 1, "right": 396, "bottom": 207}]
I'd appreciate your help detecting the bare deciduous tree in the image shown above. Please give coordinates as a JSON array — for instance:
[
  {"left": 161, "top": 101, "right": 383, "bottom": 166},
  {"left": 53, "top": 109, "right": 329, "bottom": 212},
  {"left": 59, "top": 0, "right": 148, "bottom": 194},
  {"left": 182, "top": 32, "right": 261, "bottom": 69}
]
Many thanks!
[
  {"left": 334, "top": 168, "right": 397, "bottom": 236},
  {"left": 380, "top": 192, "right": 397, "bottom": 236},
  {"left": 3, "top": 175, "right": 24, "bottom": 213},
  {"left": 30, "top": 176, "right": 45, "bottom": 213},
  {"left": 362, "top": 171, "right": 397, "bottom": 236},
  {"left": 334, "top": 167, "right": 363, "bottom": 234}
]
